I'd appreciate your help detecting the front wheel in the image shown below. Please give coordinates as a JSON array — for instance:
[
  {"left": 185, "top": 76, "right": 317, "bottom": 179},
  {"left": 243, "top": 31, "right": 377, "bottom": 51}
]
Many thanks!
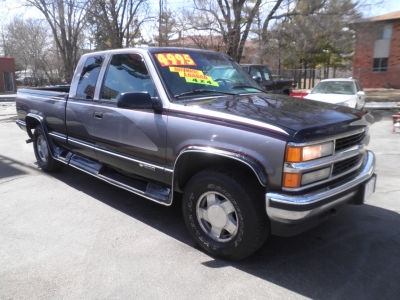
[{"left": 182, "top": 168, "right": 269, "bottom": 260}]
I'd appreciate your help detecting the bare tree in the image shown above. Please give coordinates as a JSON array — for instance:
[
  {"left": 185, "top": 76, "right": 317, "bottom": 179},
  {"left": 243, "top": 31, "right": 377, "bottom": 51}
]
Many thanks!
[
  {"left": 188, "top": 34, "right": 225, "bottom": 52},
  {"left": 88, "top": 0, "right": 151, "bottom": 49},
  {"left": 2, "top": 17, "right": 54, "bottom": 85},
  {"left": 190, "top": 0, "right": 330, "bottom": 63},
  {"left": 191, "top": 0, "right": 262, "bottom": 62},
  {"left": 156, "top": 1, "right": 177, "bottom": 47},
  {"left": 26, "top": 0, "right": 91, "bottom": 82},
  {"left": 258, "top": 0, "right": 327, "bottom": 43}
]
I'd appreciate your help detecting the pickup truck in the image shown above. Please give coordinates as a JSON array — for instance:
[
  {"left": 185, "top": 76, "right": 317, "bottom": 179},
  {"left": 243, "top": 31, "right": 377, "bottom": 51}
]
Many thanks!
[
  {"left": 15, "top": 47, "right": 376, "bottom": 260},
  {"left": 241, "top": 64, "right": 294, "bottom": 95}
]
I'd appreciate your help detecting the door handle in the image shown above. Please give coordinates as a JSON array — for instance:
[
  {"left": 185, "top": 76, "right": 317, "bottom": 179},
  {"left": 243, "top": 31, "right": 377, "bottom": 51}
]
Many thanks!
[{"left": 94, "top": 112, "right": 103, "bottom": 119}]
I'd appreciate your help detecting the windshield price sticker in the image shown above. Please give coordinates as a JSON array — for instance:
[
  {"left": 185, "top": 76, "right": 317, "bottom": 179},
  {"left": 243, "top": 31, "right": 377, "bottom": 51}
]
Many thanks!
[
  {"left": 169, "top": 67, "right": 219, "bottom": 87},
  {"left": 185, "top": 77, "right": 219, "bottom": 87},
  {"left": 155, "top": 53, "right": 196, "bottom": 67}
]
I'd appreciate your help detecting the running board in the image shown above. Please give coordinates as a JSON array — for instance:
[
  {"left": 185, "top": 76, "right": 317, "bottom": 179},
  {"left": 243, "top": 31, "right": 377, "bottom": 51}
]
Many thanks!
[{"left": 52, "top": 150, "right": 172, "bottom": 206}]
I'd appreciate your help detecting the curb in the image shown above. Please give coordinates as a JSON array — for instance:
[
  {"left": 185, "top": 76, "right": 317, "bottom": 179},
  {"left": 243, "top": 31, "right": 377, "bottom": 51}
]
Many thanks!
[{"left": 364, "top": 102, "right": 400, "bottom": 110}]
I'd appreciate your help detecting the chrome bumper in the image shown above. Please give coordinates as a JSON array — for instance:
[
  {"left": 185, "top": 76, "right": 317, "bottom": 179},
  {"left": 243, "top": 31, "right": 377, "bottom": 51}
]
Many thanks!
[{"left": 266, "top": 151, "right": 375, "bottom": 222}]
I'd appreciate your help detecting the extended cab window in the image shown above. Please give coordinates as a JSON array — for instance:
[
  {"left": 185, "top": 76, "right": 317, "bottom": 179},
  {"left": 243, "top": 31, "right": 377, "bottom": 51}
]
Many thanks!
[
  {"left": 76, "top": 55, "right": 104, "bottom": 100},
  {"left": 101, "top": 54, "right": 155, "bottom": 101}
]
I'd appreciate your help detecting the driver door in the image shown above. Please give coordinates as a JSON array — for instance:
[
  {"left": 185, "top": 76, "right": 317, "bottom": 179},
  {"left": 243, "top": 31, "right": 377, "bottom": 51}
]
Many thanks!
[{"left": 90, "top": 53, "right": 169, "bottom": 184}]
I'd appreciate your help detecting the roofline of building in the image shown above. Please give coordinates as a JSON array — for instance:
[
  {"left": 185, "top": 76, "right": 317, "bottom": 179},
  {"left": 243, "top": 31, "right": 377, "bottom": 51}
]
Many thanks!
[{"left": 353, "top": 10, "right": 400, "bottom": 24}]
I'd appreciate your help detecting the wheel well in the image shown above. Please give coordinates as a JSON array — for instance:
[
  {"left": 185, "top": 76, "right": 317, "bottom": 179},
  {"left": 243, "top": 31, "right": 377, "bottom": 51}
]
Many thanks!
[
  {"left": 25, "top": 117, "right": 41, "bottom": 138},
  {"left": 174, "top": 153, "right": 265, "bottom": 193}
]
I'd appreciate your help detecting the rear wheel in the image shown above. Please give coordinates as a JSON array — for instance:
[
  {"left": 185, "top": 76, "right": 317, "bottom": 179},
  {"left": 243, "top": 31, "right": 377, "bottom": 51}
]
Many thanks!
[
  {"left": 182, "top": 168, "right": 269, "bottom": 260},
  {"left": 33, "top": 125, "right": 60, "bottom": 172}
]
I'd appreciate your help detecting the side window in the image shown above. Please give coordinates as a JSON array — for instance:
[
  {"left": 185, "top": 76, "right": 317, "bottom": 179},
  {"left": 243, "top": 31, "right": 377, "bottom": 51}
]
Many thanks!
[
  {"left": 101, "top": 54, "right": 155, "bottom": 101},
  {"left": 249, "top": 67, "right": 262, "bottom": 80},
  {"left": 76, "top": 56, "right": 104, "bottom": 100}
]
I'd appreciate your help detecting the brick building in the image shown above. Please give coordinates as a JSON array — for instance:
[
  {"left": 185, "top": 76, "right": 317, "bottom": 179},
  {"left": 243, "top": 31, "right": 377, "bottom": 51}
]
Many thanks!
[
  {"left": 0, "top": 57, "right": 16, "bottom": 92},
  {"left": 352, "top": 11, "right": 400, "bottom": 88}
]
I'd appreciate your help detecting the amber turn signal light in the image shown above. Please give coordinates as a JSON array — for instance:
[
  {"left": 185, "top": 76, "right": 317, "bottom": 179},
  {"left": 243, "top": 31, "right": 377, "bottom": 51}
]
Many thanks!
[{"left": 283, "top": 173, "right": 302, "bottom": 188}]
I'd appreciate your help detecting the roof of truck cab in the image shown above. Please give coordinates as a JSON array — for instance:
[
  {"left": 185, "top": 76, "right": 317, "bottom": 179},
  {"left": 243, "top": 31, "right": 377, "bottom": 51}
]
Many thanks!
[
  {"left": 81, "top": 46, "right": 221, "bottom": 57},
  {"left": 146, "top": 46, "right": 220, "bottom": 54}
]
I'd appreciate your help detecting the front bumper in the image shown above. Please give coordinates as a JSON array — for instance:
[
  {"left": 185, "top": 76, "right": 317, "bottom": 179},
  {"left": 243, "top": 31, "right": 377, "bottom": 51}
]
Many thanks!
[{"left": 266, "top": 151, "right": 375, "bottom": 235}]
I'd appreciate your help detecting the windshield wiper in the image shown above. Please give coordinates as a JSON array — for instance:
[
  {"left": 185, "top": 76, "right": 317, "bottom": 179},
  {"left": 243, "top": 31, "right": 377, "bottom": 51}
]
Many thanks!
[
  {"left": 174, "top": 89, "right": 236, "bottom": 99},
  {"left": 231, "top": 85, "right": 264, "bottom": 92}
]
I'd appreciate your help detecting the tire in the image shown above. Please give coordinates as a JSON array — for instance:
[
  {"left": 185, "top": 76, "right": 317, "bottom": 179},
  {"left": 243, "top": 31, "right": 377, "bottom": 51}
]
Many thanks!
[
  {"left": 33, "top": 125, "right": 60, "bottom": 172},
  {"left": 182, "top": 168, "right": 269, "bottom": 260}
]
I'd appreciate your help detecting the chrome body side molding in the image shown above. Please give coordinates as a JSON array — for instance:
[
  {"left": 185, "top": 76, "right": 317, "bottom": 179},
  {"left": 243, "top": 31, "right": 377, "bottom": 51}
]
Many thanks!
[{"left": 67, "top": 136, "right": 173, "bottom": 174}]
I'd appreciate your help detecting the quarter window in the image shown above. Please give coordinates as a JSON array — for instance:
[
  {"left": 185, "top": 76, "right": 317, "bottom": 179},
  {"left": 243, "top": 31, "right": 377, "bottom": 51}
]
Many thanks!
[
  {"left": 101, "top": 54, "right": 156, "bottom": 101},
  {"left": 76, "top": 56, "right": 104, "bottom": 100}
]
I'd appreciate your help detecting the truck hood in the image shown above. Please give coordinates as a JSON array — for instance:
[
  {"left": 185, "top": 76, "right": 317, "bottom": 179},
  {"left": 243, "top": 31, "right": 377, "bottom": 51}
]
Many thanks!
[{"left": 169, "top": 93, "right": 370, "bottom": 142}]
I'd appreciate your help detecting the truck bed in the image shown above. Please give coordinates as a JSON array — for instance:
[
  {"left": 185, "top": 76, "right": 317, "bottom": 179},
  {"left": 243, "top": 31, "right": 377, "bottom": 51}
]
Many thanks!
[{"left": 16, "top": 87, "right": 69, "bottom": 136}]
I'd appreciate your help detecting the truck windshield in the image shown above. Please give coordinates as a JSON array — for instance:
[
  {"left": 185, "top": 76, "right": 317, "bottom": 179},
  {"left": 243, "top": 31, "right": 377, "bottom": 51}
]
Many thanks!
[
  {"left": 151, "top": 50, "right": 262, "bottom": 100},
  {"left": 311, "top": 81, "right": 356, "bottom": 95}
]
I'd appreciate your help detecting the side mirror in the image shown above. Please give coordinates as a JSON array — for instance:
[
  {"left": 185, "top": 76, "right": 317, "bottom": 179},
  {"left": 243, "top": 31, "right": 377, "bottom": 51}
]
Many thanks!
[
  {"left": 252, "top": 76, "right": 262, "bottom": 83},
  {"left": 357, "top": 91, "right": 365, "bottom": 96},
  {"left": 117, "top": 92, "right": 162, "bottom": 112},
  {"left": 306, "top": 90, "right": 311, "bottom": 94}
]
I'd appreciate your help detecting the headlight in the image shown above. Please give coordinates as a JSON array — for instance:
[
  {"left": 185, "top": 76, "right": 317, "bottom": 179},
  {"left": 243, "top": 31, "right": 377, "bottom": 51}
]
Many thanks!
[{"left": 285, "top": 142, "right": 334, "bottom": 163}]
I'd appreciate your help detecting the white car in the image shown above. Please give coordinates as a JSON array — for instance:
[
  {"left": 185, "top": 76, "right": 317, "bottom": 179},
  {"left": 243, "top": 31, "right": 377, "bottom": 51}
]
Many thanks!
[{"left": 304, "top": 78, "right": 366, "bottom": 109}]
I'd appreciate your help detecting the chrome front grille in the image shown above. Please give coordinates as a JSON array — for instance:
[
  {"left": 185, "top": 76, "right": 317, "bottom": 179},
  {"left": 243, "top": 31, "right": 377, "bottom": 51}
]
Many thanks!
[{"left": 335, "top": 131, "right": 365, "bottom": 152}]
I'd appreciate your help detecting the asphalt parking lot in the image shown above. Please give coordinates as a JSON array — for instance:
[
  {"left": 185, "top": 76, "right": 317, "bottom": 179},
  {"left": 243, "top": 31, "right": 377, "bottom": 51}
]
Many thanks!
[{"left": 0, "top": 102, "right": 399, "bottom": 299}]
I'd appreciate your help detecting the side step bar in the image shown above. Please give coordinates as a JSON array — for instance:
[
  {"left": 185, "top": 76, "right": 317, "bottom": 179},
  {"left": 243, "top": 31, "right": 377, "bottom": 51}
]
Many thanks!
[{"left": 52, "top": 146, "right": 172, "bottom": 206}]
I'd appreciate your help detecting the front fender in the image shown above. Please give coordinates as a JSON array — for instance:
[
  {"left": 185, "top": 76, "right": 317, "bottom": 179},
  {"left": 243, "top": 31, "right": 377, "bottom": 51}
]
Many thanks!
[{"left": 173, "top": 146, "right": 269, "bottom": 187}]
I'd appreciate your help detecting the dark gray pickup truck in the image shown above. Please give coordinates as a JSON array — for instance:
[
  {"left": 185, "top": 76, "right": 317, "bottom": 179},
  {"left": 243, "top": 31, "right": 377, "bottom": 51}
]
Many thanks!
[
  {"left": 16, "top": 47, "right": 376, "bottom": 260},
  {"left": 241, "top": 64, "right": 294, "bottom": 95}
]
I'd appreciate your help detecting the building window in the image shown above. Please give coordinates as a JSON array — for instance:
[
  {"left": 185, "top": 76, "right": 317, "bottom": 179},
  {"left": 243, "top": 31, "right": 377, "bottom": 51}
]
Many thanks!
[
  {"left": 373, "top": 57, "right": 388, "bottom": 72},
  {"left": 376, "top": 24, "right": 392, "bottom": 40},
  {"left": 373, "top": 24, "right": 392, "bottom": 72}
]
